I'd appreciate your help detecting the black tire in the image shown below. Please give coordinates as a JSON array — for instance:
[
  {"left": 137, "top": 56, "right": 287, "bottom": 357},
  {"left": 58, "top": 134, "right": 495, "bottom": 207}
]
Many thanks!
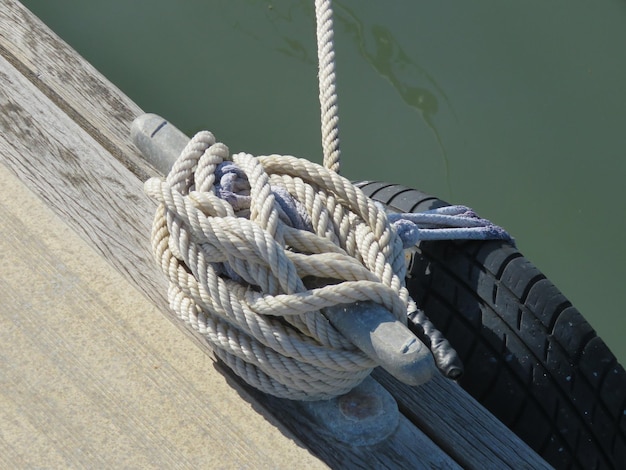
[{"left": 358, "top": 181, "right": 626, "bottom": 470}]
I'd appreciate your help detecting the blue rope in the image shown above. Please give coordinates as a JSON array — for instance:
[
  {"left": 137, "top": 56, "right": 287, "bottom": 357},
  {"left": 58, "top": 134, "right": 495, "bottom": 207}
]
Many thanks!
[{"left": 387, "top": 205, "right": 514, "bottom": 248}]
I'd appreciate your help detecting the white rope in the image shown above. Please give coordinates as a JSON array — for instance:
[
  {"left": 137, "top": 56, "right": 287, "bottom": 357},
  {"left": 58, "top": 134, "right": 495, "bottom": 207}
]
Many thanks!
[
  {"left": 144, "top": 131, "right": 409, "bottom": 400},
  {"left": 315, "top": 0, "right": 341, "bottom": 173}
]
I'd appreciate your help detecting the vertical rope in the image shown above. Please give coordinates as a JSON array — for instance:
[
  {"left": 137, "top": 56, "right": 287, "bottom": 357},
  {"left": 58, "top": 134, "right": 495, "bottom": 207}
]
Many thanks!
[{"left": 315, "top": 0, "right": 341, "bottom": 173}]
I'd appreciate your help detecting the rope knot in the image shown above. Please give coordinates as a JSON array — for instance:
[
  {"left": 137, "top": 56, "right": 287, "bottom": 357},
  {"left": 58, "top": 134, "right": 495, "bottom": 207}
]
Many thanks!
[{"left": 144, "top": 132, "right": 411, "bottom": 400}]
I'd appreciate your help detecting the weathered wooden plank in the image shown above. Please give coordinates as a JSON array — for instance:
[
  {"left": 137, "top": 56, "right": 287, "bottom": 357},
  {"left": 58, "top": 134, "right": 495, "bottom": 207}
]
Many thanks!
[
  {"left": 0, "top": 50, "right": 460, "bottom": 468},
  {"left": 0, "top": 53, "right": 168, "bottom": 316},
  {"left": 374, "top": 370, "right": 553, "bottom": 469},
  {"left": 0, "top": 163, "right": 328, "bottom": 469},
  {"left": 0, "top": 0, "right": 157, "bottom": 181}
]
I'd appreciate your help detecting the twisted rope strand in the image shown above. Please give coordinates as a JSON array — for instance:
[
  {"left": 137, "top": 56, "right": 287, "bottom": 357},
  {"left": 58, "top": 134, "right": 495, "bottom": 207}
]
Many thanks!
[{"left": 315, "top": 0, "right": 341, "bottom": 173}]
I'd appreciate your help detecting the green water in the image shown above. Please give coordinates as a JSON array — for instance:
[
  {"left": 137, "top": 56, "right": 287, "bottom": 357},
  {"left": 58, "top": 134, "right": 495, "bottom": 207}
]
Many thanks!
[{"left": 22, "top": 0, "right": 626, "bottom": 364}]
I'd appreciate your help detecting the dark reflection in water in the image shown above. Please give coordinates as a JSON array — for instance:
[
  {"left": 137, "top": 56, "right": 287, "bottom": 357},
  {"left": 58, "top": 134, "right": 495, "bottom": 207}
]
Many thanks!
[
  {"left": 235, "top": 0, "right": 317, "bottom": 65},
  {"left": 235, "top": 0, "right": 454, "bottom": 190},
  {"left": 334, "top": 4, "right": 454, "bottom": 192}
]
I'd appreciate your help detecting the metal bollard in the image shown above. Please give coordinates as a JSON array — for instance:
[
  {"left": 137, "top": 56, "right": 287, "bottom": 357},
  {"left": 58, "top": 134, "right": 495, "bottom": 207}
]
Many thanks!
[{"left": 130, "top": 113, "right": 189, "bottom": 176}]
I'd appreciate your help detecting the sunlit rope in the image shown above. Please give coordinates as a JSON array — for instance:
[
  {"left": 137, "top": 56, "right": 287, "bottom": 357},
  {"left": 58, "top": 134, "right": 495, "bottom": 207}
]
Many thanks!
[
  {"left": 144, "top": 131, "right": 409, "bottom": 399},
  {"left": 315, "top": 0, "right": 341, "bottom": 173}
]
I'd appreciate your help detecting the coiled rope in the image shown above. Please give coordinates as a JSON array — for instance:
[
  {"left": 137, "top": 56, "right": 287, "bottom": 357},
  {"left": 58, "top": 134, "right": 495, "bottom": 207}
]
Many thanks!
[{"left": 143, "top": 0, "right": 511, "bottom": 400}]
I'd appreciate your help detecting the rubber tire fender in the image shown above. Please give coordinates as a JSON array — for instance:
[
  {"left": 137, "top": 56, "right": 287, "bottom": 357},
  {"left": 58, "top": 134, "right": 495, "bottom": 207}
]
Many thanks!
[{"left": 358, "top": 181, "right": 626, "bottom": 470}]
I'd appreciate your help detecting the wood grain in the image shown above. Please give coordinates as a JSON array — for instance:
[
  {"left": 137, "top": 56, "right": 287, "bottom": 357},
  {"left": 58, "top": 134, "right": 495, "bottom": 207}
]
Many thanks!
[
  {"left": 0, "top": 53, "right": 167, "bottom": 313},
  {"left": 0, "top": 0, "right": 157, "bottom": 181},
  {"left": 374, "top": 370, "right": 552, "bottom": 469}
]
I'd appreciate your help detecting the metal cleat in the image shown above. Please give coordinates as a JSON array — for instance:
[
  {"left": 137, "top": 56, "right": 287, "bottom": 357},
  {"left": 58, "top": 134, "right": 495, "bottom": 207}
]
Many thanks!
[{"left": 131, "top": 113, "right": 437, "bottom": 444}]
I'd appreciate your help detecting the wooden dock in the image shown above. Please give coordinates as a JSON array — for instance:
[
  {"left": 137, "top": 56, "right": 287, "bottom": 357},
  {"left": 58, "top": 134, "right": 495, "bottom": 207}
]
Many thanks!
[{"left": 0, "top": 1, "right": 551, "bottom": 468}]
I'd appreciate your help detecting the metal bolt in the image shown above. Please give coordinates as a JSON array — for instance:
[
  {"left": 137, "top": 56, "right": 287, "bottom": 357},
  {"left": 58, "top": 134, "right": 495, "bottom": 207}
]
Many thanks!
[{"left": 297, "top": 377, "right": 399, "bottom": 446}]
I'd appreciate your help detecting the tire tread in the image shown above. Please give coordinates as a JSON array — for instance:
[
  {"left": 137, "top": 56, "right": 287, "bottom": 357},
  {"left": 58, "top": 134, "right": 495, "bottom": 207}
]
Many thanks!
[{"left": 357, "top": 182, "right": 626, "bottom": 470}]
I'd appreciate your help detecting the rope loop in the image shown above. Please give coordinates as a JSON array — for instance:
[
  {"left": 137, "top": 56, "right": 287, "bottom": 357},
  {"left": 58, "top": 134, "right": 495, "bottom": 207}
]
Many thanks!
[{"left": 144, "top": 134, "right": 410, "bottom": 400}]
